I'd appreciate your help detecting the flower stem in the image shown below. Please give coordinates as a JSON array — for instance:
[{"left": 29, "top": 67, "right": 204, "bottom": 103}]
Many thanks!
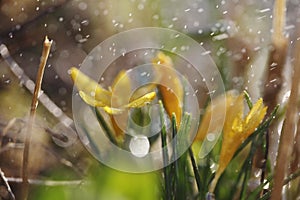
[
  {"left": 159, "top": 101, "right": 171, "bottom": 200},
  {"left": 188, "top": 148, "right": 202, "bottom": 194}
]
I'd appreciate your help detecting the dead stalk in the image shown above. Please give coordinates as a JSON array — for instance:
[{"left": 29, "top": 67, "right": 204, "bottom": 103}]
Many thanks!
[
  {"left": 270, "top": 34, "right": 300, "bottom": 200},
  {"left": 259, "top": 0, "right": 288, "bottom": 195},
  {"left": 263, "top": 0, "right": 287, "bottom": 113},
  {"left": 21, "top": 36, "right": 52, "bottom": 200}
]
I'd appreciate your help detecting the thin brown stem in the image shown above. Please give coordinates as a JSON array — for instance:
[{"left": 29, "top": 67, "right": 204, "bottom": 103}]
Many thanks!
[
  {"left": 259, "top": 1, "right": 288, "bottom": 198},
  {"left": 0, "top": 168, "right": 16, "bottom": 200},
  {"left": 263, "top": 0, "right": 287, "bottom": 113},
  {"left": 272, "top": 0, "right": 286, "bottom": 44},
  {"left": 290, "top": 119, "right": 300, "bottom": 172},
  {"left": 270, "top": 35, "right": 300, "bottom": 200},
  {"left": 21, "top": 36, "right": 52, "bottom": 200}
]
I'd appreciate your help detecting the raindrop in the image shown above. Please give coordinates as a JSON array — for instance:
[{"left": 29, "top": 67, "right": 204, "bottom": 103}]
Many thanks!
[
  {"left": 103, "top": 10, "right": 108, "bottom": 15},
  {"left": 193, "top": 21, "right": 200, "bottom": 27},
  {"left": 213, "top": 33, "right": 229, "bottom": 41},
  {"left": 198, "top": 8, "right": 204, "bottom": 13},
  {"left": 129, "top": 136, "right": 150, "bottom": 158},
  {"left": 168, "top": 24, "right": 174, "bottom": 28},
  {"left": 16, "top": 25, "right": 21, "bottom": 30},
  {"left": 257, "top": 8, "right": 271, "bottom": 13},
  {"left": 140, "top": 72, "right": 147, "bottom": 77},
  {"left": 81, "top": 20, "right": 89, "bottom": 26},
  {"left": 36, "top": 7, "right": 40, "bottom": 11},
  {"left": 207, "top": 133, "right": 216, "bottom": 142},
  {"left": 58, "top": 17, "right": 64, "bottom": 22},
  {"left": 78, "top": 2, "right": 87, "bottom": 10},
  {"left": 137, "top": 3, "right": 144, "bottom": 10},
  {"left": 58, "top": 87, "right": 67, "bottom": 95},
  {"left": 201, "top": 51, "right": 211, "bottom": 55},
  {"left": 172, "top": 17, "right": 178, "bottom": 21},
  {"left": 152, "top": 14, "right": 159, "bottom": 20}
]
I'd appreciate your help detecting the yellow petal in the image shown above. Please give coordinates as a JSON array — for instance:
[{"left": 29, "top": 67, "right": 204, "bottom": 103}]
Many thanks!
[
  {"left": 195, "top": 91, "right": 238, "bottom": 141},
  {"left": 130, "top": 84, "right": 157, "bottom": 101},
  {"left": 124, "top": 92, "right": 156, "bottom": 108},
  {"left": 152, "top": 52, "right": 183, "bottom": 126},
  {"left": 210, "top": 94, "right": 267, "bottom": 193},
  {"left": 217, "top": 94, "right": 244, "bottom": 175},
  {"left": 110, "top": 115, "right": 126, "bottom": 139},
  {"left": 224, "top": 94, "right": 244, "bottom": 136},
  {"left": 152, "top": 52, "right": 173, "bottom": 66},
  {"left": 103, "top": 106, "right": 124, "bottom": 115},
  {"left": 111, "top": 70, "right": 131, "bottom": 107},
  {"left": 79, "top": 91, "right": 106, "bottom": 107},
  {"left": 70, "top": 67, "right": 111, "bottom": 106},
  {"left": 243, "top": 98, "right": 267, "bottom": 137}
]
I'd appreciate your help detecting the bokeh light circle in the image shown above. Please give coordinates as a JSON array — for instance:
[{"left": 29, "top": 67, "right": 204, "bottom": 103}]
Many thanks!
[{"left": 72, "top": 27, "right": 225, "bottom": 173}]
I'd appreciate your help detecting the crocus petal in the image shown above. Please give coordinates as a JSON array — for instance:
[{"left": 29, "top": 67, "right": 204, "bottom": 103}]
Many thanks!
[
  {"left": 79, "top": 91, "right": 106, "bottom": 107},
  {"left": 152, "top": 52, "right": 183, "bottom": 126},
  {"left": 243, "top": 98, "right": 267, "bottom": 137},
  {"left": 111, "top": 70, "right": 131, "bottom": 107},
  {"left": 195, "top": 91, "right": 238, "bottom": 141},
  {"left": 125, "top": 92, "right": 156, "bottom": 108},
  {"left": 103, "top": 106, "right": 124, "bottom": 115},
  {"left": 209, "top": 94, "right": 267, "bottom": 193},
  {"left": 70, "top": 67, "right": 111, "bottom": 106}
]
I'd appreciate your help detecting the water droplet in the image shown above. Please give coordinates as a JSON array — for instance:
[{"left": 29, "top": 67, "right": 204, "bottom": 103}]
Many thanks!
[
  {"left": 207, "top": 133, "right": 216, "bottom": 141},
  {"left": 129, "top": 136, "right": 150, "bottom": 158},
  {"left": 254, "top": 169, "right": 262, "bottom": 177},
  {"left": 193, "top": 21, "right": 200, "bottom": 27},
  {"left": 137, "top": 3, "right": 144, "bottom": 10},
  {"left": 81, "top": 19, "right": 89, "bottom": 26},
  {"left": 198, "top": 8, "right": 204, "bottom": 13},
  {"left": 78, "top": 2, "right": 87, "bottom": 10},
  {"left": 152, "top": 14, "right": 159, "bottom": 20}
]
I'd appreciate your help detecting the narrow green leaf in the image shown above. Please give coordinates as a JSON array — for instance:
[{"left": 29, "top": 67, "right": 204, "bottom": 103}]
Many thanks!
[
  {"left": 159, "top": 100, "right": 171, "bottom": 200},
  {"left": 93, "top": 106, "right": 119, "bottom": 146}
]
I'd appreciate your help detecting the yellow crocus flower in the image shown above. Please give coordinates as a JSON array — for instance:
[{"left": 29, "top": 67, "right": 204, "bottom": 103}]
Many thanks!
[
  {"left": 152, "top": 52, "right": 183, "bottom": 126},
  {"left": 209, "top": 94, "right": 267, "bottom": 192},
  {"left": 195, "top": 91, "right": 238, "bottom": 141},
  {"left": 70, "top": 67, "right": 156, "bottom": 138}
]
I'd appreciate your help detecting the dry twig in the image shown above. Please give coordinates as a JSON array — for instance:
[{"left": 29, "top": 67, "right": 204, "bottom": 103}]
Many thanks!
[
  {"left": 263, "top": 0, "right": 287, "bottom": 113},
  {"left": 0, "top": 168, "right": 15, "bottom": 200},
  {"left": 270, "top": 31, "right": 300, "bottom": 200},
  {"left": 21, "top": 36, "right": 52, "bottom": 200}
]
